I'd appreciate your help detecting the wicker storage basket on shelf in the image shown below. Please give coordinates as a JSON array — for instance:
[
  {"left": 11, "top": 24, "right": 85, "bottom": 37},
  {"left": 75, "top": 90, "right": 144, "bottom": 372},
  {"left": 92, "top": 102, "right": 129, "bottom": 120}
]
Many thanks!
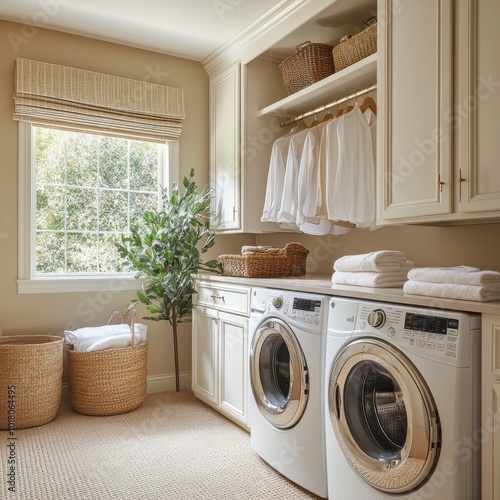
[
  {"left": 279, "top": 42, "right": 334, "bottom": 96},
  {"left": 0, "top": 335, "right": 64, "bottom": 429},
  {"left": 332, "top": 23, "right": 377, "bottom": 72},
  {"left": 67, "top": 310, "right": 148, "bottom": 416},
  {"left": 220, "top": 242, "right": 309, "bottom": 278}
]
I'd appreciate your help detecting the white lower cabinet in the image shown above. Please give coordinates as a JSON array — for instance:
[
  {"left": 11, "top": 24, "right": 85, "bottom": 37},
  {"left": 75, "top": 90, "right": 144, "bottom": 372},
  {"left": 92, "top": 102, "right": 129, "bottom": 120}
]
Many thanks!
[
  {"left": 481, "top": 314, "right": 500, "bottom": 500},
  {"left": 192, "top": 282, "right": 250, "bottom": 429}
]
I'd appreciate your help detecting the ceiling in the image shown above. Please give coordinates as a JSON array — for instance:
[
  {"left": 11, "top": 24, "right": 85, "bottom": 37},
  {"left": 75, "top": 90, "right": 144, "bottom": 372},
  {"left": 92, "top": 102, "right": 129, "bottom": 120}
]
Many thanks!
[{"left": 0, "top": 0, "right": 285, "bottom": 61}]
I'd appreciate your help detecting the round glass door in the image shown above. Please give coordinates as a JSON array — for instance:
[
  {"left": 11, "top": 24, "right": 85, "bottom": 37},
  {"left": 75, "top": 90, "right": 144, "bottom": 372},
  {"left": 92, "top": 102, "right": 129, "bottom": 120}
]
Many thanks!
[
  {"left": 250, "top": 319, "right": 308, "bottom": 429},
  {"left": 329, "top": 338, "right": 441, "bottom": 494}
]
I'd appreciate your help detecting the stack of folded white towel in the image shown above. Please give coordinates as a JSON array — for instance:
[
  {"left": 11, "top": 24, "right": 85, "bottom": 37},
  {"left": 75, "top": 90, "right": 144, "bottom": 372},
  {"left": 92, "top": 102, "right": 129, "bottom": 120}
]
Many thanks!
[
  {"left": 332, "top": 250, "right": 415, "bottom": 288},
  {"left": 404, "top": 266, "right": 500, "bottom": 302},
  {"left": 64, "top": 323, "right": 148, "bottom": 352}
]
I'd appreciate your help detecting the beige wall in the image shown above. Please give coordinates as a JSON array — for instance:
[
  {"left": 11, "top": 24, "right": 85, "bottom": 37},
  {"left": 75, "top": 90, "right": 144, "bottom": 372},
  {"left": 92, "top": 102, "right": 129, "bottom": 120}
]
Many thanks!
[{"left": 0, "top": 20, "right": 248, "bottom": 384}]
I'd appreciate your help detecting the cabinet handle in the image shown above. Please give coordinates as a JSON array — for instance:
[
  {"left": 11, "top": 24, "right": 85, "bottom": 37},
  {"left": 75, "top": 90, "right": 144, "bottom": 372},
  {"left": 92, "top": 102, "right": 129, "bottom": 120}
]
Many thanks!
[
  {"left": 458, "top": 169, "right": 466, "bottom": 200},
  {"left": 210, "top": 294, "right": 225, "bottom": 302},
  {"left": 438, "top": 174, "right": 445, "bottom": 193},
  {"left": 209, "top": 315, "right": 219, "bottom": 324}
]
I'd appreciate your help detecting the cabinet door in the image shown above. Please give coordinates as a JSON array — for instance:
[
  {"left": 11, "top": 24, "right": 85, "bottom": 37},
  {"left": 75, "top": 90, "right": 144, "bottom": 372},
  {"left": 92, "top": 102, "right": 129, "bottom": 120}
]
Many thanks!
[
  {"left": 209, "top": 63, "right": 241, "bottom": 231},
  {"left": 218, "top": 312, "right": 248, "bottom": 425},
  {"left": 377, "top": 0, "right": 453, "bottom": 220},
  {"left": 457, "top": 0, "right": 500, "bottom": 213},
  {"left": 192, "top": 306, "right": 218, "bottom": 403}
]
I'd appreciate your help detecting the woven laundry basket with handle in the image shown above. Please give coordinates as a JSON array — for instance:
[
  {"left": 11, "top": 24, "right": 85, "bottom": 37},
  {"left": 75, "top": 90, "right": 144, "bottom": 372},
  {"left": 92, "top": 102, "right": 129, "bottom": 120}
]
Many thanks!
[{"left": 67, "top": 309, "right": 148, "bottom": 416}]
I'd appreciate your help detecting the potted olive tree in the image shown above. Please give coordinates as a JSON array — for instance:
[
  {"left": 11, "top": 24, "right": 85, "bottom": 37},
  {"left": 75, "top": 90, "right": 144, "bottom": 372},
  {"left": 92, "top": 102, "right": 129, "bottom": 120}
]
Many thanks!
[{"left": 116, "top": 169, "right": 221, "bottom": 392}]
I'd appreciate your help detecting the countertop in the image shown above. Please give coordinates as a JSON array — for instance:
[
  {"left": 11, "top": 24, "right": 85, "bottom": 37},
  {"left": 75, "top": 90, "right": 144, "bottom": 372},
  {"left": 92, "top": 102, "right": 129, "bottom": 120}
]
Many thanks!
[{"left": 195, "top": 272, "right": 500, "bottom": 316}]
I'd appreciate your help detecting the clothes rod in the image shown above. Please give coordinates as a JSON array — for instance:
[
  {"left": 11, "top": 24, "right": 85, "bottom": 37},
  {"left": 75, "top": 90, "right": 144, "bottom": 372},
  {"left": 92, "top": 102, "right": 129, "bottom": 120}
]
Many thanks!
[{"left": 279, "top": 83, "right": 377, "bottom": 128}]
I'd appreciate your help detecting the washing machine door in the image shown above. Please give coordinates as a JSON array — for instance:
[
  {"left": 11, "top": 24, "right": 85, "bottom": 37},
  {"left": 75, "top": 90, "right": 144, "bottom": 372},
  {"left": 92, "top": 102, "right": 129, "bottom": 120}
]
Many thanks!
[
  {"left": 250, "top": 319, "right": 308, "bottom": 429},
  {"left": 329, "top": 337, "right": 441, "bottom": 494}
]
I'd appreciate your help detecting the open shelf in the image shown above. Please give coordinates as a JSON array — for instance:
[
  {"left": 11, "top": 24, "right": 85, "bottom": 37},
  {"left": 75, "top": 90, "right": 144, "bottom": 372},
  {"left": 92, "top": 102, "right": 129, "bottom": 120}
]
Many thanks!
[{"left": 257, "top": 53, "right": 377, "bottom": 118}]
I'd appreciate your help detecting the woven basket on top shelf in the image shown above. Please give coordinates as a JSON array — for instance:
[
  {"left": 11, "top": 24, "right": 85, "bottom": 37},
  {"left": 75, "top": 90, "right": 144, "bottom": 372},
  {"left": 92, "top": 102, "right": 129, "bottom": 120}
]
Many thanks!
[
  {"left": 67, "top": 309, "right": 148, "bottom": 416},
  {"left": 279, "top": 41, "right": 334, "bottom": 96},
  {"left": 220, "top": 243, "right": 309, "bottom": 278},
  {"left": 0, "top": 335, "right": 64, "bottom": 429},
  {"left": 333, "top": 23, "right": 377, "bottom": 72}
]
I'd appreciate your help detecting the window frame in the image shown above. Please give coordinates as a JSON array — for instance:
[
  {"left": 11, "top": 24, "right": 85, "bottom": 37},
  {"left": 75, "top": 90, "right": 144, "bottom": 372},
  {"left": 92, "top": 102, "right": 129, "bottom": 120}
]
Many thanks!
[{"left": 17, "top": 122, "right": 179, "bottom": 294}]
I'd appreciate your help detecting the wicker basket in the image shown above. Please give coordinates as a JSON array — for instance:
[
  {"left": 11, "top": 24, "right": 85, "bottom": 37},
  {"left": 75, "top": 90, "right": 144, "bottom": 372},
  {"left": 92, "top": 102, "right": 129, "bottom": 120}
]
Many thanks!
[
  {"left": 279, "top": 42, "right": 334, "bottom": 96},
  {"left": 333, "top": 23, "right": 377, "bottom": 72},
  {"left": 0, "top": 335, "right": 64, "bottom": 429},
  {"left": 67, "top": 310, "right": 148, "bottom": 416},
  {"left": 220, "top": 243, "right": 309, "bottom": 278}
]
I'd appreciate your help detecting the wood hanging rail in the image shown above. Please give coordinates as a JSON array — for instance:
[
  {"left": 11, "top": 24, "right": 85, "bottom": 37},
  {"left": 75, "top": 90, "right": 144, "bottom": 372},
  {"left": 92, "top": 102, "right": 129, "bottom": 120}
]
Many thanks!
[{"left": 279, "top": 83, "right": 377, "bottom": 128}]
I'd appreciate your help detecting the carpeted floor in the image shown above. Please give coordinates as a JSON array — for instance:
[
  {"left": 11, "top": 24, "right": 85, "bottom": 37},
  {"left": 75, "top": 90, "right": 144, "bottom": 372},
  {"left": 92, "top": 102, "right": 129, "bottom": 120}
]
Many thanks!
[{"left": 0, "top": 391, "right": 319, "bottom": 499}]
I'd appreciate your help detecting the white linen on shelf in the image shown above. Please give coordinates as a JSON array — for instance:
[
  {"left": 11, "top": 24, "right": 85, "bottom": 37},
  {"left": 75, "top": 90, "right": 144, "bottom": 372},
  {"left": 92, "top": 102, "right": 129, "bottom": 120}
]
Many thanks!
[
  {"left": 407, "top": 266, "right": 500, "bottom": 285},
  {"left": 333, "top": 250, "right": 413, "bottom": 273},
  {"left": 403, "top": 280, "right": 500, "bottom": 302},
  {"left": 332, "top": 271, "right": 409, "bottom": 288}
]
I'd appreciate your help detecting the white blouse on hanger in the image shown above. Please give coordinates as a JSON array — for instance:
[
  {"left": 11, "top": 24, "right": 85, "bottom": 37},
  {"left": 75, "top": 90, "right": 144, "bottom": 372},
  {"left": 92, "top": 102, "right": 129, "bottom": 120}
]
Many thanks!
[
  {"left": 329, "top": 107, "right": 376, "bottom": 227},
  {"left": 277, "top": 127, "right": 309, "bottom": 228},
  {"left": 261, "top": 132, "right": 295, "bottom": 223}
]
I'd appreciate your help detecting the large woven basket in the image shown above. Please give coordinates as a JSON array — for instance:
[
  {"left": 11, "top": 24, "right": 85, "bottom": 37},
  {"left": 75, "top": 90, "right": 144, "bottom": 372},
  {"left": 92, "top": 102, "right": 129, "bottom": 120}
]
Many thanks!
[
  {"left": 333, "top": 23, "right": 377, "bottom": 72},
  {"left": 67, "top": 310, "right": 148, "bottom": 416},
  {"left": 220, "top": 243, "right": 309, "bottom": 278},
  {"left": 0, "top": 335, "right": 64, "bottom": 429},
  {"left": 279, "top": 42, "right": 334, "bottom": 96}
]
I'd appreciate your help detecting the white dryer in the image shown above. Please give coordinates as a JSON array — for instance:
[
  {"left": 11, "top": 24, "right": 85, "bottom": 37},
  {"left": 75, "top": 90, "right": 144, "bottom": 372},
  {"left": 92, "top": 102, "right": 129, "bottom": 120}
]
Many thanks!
[
  {"left": 325, "top": 297, "right": 481, "bottom": 500},
  {"left": 248, "top": 287, "right": 329, "bottom": 498}
]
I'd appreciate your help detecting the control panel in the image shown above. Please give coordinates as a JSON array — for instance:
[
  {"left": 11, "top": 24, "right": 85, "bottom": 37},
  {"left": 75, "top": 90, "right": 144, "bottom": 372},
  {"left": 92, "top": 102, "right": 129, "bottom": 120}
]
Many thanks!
[
  {"left": 357, "top": 304, "right": 464, "bottom": 360},
  {"left": 266, "top": 293, "right": 322, "bottom": 326}
]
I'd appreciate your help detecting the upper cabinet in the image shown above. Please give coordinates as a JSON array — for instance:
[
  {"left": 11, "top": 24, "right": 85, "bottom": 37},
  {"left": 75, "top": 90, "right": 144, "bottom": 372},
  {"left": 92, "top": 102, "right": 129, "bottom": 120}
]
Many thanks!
[
  {"left": 377, "top": 0, "right": 500, "bottom": 225},
  {"left": 204, "top": 0, "right": 378, "bottom": 234}
]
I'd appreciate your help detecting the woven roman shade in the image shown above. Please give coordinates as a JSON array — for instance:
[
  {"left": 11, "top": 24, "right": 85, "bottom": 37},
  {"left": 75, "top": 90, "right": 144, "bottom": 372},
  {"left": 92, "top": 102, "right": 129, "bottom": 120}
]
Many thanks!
[{"left": 13, "top": 58, "right": 185, "bottom": 142}]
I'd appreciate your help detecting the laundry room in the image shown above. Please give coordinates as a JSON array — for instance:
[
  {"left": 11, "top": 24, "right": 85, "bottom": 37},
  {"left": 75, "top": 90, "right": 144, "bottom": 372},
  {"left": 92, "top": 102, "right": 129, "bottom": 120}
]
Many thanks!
[{"left": 0, "top": 1, "right": 499, "bottom": 499}]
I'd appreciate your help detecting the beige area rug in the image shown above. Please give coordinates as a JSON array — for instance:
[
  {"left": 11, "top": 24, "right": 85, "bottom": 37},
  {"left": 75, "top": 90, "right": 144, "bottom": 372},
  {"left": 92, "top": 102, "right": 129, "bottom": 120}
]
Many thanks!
[{"left": 0, "top": 391, "right": 319, "bottom": 499}]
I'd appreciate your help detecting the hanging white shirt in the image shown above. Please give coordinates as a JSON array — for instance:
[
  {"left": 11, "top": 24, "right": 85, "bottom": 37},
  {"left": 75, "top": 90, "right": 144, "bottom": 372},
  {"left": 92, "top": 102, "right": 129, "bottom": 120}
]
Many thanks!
[
  {"left": 277, "top": 127, "right": 309, "bottom": 227},
  {"left": 261, "top": 133, "right": 294, "bottom": 223},
  {"left": 329, "top": 107, "right": 377, "bottom": 227}
]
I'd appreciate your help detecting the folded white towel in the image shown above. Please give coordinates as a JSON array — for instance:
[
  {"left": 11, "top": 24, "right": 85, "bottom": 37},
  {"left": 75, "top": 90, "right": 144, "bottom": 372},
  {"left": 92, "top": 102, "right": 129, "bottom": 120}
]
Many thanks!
[
  {"left": 64, "top": 323, "right": 148, "bottom": 352},
  {"left": 408, "top": 266, "right": 500, "bottom": 285},
  {"left": 86, "top": 333, "right": 143, "bottom": 351},
  {"left": 403, "top": 280, "right": 500, "bottom": 302},
  {"left": 332, "top": 271, "right": 409, "bottom": 288},
  {"left": 333, "top": 251, "right": 413, "bottom": 273}
]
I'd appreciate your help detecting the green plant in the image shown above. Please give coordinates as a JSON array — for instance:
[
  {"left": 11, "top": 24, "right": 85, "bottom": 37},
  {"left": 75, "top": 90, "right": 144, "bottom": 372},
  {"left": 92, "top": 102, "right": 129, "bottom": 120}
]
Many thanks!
[{"left": 116, "top": 169, "right": 221, "bottom": 391}]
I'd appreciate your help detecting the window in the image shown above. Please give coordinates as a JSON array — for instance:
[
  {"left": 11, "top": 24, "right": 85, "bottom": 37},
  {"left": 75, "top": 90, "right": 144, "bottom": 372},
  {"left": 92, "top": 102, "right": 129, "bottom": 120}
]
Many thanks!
[
  {"left": 18, "top": 123, "right": 179, "bottom": 294},
  {"left": 14, "top": 58, "right": 185, "bottom": 294}
]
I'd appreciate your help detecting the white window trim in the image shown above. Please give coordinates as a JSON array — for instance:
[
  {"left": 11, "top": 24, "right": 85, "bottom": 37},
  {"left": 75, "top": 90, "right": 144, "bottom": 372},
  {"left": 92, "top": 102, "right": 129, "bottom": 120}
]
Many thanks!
[{"left": 17, "top": 122, "right": 179, "bottom": 294}]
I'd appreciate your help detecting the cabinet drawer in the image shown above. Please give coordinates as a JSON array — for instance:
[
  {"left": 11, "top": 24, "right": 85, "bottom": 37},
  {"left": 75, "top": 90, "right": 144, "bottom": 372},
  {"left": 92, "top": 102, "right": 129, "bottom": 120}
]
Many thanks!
[{"left": 195, "top": 283, "right": 250, "bottom": 316}]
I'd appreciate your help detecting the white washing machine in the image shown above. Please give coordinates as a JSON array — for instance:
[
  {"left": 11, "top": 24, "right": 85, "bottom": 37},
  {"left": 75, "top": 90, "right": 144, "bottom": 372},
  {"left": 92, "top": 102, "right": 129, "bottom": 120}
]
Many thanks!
[
  {"left": 325, "top": 297, "right": 481, "bottom": 500},
  {"left": 248, "top": 287, "right": 329, "bottom": 498}
]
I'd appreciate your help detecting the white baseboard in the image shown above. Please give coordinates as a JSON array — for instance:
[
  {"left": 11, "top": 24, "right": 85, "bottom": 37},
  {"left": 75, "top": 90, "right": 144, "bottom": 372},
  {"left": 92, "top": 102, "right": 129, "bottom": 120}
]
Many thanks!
[
  {"left": 62, "top": 371, "right": 192, "bottom": 399},
  {"left": 146, "top": 372, "right": 192, "bottom": 393}
]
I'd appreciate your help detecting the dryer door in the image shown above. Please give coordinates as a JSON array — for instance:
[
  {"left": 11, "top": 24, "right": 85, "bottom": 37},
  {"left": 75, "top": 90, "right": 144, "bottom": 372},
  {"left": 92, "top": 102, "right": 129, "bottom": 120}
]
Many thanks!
[
  {"left": 250, "top": 319, "right": 308, "bottom": 429},
  {"left": 329, "top": 337, "right": 441, "bottom": 494}
]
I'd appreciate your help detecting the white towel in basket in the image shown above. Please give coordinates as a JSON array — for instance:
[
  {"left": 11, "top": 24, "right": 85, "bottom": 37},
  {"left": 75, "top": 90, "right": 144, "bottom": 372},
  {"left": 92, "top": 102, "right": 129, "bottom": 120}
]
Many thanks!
[{"left": 64, "top": 323, "right": 147, "bottom": 352}]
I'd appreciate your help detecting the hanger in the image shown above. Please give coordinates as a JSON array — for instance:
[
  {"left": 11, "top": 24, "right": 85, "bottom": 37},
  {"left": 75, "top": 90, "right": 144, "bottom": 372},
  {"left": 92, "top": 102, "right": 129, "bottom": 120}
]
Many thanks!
[
  {"left": 334, "top": 105, "right": 344, "bottom": 118},
  {"left": 359, "top": 94, "right": 377, "bottom": 115},
  {"left": 320, "top": 109, "right": 334, "bottom": 123},
  {"left": 308, "top": 113, "right": 320, "bottom": 128},
  {"left": 343, "top": 96, "right": 355, "bottom": 115}
]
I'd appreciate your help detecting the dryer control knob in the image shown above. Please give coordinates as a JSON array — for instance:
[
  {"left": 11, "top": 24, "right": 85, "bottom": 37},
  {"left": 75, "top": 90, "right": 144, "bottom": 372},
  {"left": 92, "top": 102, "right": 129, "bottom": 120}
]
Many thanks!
[
  {"left": 367, "top": 309, "right": 386, "bottom": 328},
  {"left": 272, "top": 296, "right": 283, "bottom": 309}
]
